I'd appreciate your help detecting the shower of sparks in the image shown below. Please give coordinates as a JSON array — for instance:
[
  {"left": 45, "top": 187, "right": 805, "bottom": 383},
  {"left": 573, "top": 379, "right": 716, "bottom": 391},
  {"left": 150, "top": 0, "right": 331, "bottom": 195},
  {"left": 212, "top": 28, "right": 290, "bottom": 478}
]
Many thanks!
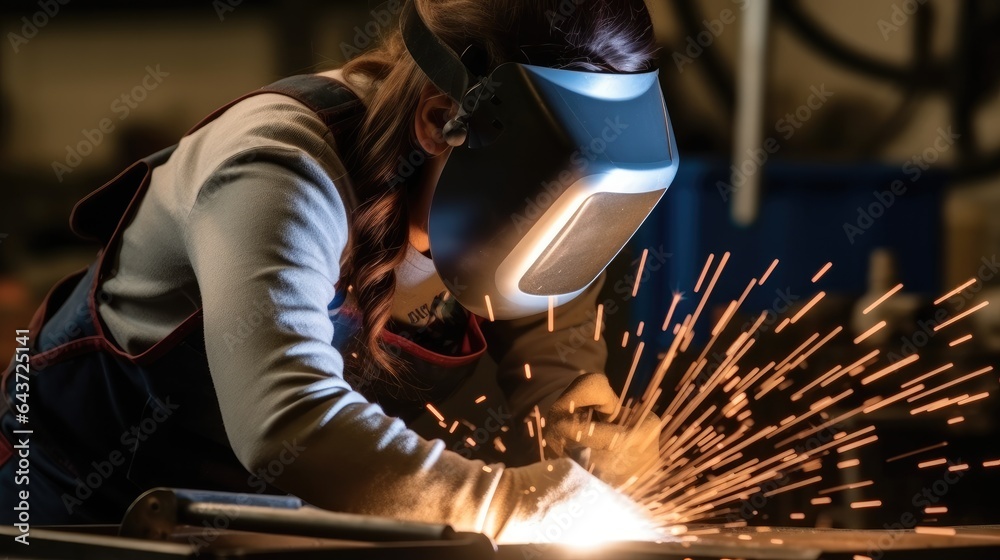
[
  {"left": 465, "top": 252, "right": 997, "bottom": 541},
  {"left": 573, "top": 254, "right": 993, "bottom": 530}
]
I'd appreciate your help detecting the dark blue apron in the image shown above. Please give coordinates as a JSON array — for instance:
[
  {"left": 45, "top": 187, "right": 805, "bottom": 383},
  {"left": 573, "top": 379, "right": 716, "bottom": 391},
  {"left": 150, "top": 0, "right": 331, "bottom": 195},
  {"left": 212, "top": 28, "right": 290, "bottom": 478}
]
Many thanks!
[{"left": 0, "top": 76, "right": 486, "bottom": 524}]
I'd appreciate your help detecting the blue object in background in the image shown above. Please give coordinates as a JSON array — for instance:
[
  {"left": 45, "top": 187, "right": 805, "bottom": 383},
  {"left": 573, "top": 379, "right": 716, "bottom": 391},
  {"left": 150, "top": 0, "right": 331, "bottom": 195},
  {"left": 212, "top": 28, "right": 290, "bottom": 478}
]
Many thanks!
[{"left": 628, "top": 156, "right": 948, "bottom": 352}]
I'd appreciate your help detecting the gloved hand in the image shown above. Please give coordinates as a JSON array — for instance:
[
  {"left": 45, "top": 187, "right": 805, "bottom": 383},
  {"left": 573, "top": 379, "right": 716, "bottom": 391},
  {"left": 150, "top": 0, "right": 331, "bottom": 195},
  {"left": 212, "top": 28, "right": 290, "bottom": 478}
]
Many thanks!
[
  {"left": 546, "top": 373, "right": 662, "bottom": 488},
  {"left": 484, "top": 458, "right": 661, "bottom": 545}
]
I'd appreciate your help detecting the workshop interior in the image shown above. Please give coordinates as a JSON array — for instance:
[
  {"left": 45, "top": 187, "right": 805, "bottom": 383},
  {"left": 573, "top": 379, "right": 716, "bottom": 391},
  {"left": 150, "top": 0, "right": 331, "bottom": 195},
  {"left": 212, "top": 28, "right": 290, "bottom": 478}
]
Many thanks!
[{"left": 2, "top": 0, "right": 1000, "bottom": 558}]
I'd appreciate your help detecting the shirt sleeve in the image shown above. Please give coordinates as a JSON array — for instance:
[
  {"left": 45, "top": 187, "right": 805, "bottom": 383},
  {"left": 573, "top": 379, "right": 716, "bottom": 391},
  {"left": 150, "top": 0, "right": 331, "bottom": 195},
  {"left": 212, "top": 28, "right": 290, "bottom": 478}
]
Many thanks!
[
  {"left": 481, "top": 274, "right": 609, "bottom": 423},
  {"left": 181, "top": 132, "right": 501, "bottom": 532}
]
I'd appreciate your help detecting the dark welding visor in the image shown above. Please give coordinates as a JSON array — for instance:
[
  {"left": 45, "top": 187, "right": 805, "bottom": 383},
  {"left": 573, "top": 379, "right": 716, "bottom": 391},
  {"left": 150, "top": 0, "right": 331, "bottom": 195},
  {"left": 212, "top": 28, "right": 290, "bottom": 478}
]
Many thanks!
[{"left": 401, "top": 0, "right": 678, "bottom": 319}]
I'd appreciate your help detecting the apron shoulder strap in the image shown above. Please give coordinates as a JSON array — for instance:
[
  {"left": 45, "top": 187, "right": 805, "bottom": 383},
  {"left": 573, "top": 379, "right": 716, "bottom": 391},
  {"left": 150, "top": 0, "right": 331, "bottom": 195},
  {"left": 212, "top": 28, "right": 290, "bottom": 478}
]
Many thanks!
[{"left": 69, "top": 75, "right": 365, "bottom": 245}]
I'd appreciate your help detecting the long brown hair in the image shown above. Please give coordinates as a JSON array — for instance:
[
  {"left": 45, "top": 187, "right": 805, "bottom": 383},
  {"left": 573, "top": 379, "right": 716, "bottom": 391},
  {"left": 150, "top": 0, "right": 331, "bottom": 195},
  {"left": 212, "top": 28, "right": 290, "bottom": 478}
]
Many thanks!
[{"left": 340, "top": 0, "right": 658, "bottom": 376}]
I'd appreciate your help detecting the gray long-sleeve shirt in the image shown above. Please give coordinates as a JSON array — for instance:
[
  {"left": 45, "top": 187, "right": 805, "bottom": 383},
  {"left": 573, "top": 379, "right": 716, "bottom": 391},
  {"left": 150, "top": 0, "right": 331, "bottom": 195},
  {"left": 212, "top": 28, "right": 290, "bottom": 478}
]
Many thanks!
[{"left": 96, "top": 72, "right": 608, "bottom": 531}]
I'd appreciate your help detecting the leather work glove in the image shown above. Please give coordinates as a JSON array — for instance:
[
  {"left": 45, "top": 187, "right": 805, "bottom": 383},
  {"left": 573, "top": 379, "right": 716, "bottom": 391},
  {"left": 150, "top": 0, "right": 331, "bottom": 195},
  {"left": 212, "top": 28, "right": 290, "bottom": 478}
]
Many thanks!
[
  {"left": 546, "top": 373, "right": 662, "bottom": 488},
  {"left": 484, "top": 458, "right": 661, "bottom": 544}
]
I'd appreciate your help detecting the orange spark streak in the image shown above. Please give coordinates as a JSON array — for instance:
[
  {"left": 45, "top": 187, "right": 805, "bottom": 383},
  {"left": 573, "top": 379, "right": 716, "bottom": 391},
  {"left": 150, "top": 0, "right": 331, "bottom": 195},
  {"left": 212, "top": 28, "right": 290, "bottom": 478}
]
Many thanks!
[
  {"left": 861, "top": 354, "right": 919, "bottom": 385},
  {"left": 837, "top": 435, "right": 878, "bottom": 453},
  {"left": 886, "top": 441, "right": 948, "bottom": 463},
  {"left": 812, "top": 262, "right": 833, "bottom": 283},
  {"left": 947, "top": 416, "right": 964, "bottom": 424},
  {"left": 983, "top": 459, "right": 1000, "bottom": 468},
  {"left": 948, "top": 464, "right": 968, "bottom": 472},
  {"left": 925, "top": 506, "right": 948, "bottom": 514},
  {"left": 811, "top": 497, "right": 832, "bottom": 505},
  {"left": 862, "top": 384, "right": 924, "bottom": 414},
  {"left": 523, "top": 363, "right": 532, "bottom": 379},
  {"left": 611, "top": 342, "right": 644, "bottom": 421},
  {"left": 902, "top": 363, "right": 954, "bottom": 388},
  {"left": 934, "top": 277, "right": 977, "bottom": 305},
  {"left": 837, "top": 459, "right": 860, "bottom": 469},
  {"left": 425, "top": 404, "right": 445, "bottom": 422},
  {"left": 915, "top": 527, "right": 956, "bottom": 536},
  {"left": 854, "top": 321, "right": 887, "bottom": 344},
  {"left": 759, "top": 259, "right": 779, "bottom": 285},
  {"left": 917, "top": 458, "right": 946, "bottom": 469},
  {"left": 694, "top": 254, "right": 714, "bottom": 293},
  {"left": 933, "top": 301, "right": 989, "bottom": 332},
  {"left": 907, "top": 366, "right": 994, "bottom": 403},
  {"left": 621, "top": 331, "right": 630, "bottom": 347},
  {"left": 851, "top": 500, "right": 882, "bottom": 509},
  {"left": 863, "top": 283, "right": 904, "bottom": 314},
  {"left": 774, "top": 318, "right": 791, "bottom": 333},
  {"left": 819, "top": 480, "right": 873, "bottom": 495},
  {"left": 790, "top": 291, "right": 826, "bottom": 324},
  {"left": 547, "top": 296, "right": 555, "bottom": 332},
  {"left": 959, "top": 392, "right": 989, "bottom": 405},
  {"left": 474, "top": 395, "right": 486, "bottom": 404},
  {"left": 948, "top": 334, "right": 973, "bottom": 347},
  {"left": 632, "top": 248, "right": 649, "bottom": 297},
  {"left": 761, "top": 475, "right": 822, "bottom": 497},
  {"left": 661, "top": 293, "right": 682, "bottom": 331},
  {"left": 594, "top": 303, "right": 604, "bottom": 341},
  {"left": 484, "top": 295, "right": 495, "bottom": 322}
]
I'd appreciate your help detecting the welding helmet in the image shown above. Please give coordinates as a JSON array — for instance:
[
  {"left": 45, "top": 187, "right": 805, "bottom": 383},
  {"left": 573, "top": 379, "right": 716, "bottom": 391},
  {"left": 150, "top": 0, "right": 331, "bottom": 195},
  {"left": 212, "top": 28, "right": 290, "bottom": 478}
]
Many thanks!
[{"left": 401, "top": 0, "right": 678, "bottom": 320}]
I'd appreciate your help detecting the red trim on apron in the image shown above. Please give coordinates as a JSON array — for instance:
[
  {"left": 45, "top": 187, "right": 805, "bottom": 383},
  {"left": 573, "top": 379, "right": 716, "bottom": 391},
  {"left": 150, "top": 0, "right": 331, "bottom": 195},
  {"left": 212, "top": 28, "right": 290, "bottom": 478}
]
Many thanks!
[{"left": 379, "top": 311, "right": 487, "bottom": 368}]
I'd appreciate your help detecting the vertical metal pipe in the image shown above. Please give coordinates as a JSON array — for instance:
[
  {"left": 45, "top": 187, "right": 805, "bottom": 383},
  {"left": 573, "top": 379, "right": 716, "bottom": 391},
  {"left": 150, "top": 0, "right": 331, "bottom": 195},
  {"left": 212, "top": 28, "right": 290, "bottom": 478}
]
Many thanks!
[{"left": 731, "top": 0, "right": 771, "bottom": 226}]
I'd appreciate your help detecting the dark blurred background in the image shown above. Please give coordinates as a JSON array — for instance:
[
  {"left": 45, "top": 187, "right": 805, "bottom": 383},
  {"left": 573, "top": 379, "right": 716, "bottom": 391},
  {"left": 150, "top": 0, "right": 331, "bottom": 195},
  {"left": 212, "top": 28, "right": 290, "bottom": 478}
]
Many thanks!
[{"left": 2, "top": 0, "right": 999, "bottom": 531}]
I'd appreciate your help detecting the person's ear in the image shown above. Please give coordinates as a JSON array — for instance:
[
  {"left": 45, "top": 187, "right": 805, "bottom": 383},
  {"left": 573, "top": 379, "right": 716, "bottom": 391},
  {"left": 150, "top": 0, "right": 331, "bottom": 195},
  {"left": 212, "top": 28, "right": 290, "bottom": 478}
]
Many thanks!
[{"left": 414, "top": 82, "right": 455, "bottom": 156}]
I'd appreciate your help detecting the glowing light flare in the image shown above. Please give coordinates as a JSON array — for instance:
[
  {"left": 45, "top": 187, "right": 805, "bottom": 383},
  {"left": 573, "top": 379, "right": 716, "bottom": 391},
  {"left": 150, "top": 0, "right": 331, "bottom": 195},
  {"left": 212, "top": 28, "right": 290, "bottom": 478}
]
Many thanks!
[{"left": 493, "top": 486, "right": 665, "bottom": 546}]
